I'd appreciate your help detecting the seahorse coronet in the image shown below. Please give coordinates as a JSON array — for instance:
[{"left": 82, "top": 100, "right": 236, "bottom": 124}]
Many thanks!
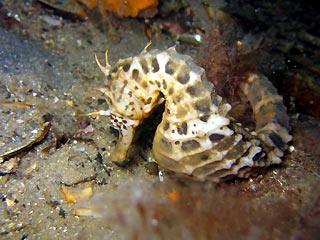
[{"left": 96, "top": 46, "right": 292, "bottom": 182}]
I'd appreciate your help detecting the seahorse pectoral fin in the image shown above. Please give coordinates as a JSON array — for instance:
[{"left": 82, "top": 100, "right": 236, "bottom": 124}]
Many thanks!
[{"left": 110, "top": 123, "right": 136, "bottom": 166}]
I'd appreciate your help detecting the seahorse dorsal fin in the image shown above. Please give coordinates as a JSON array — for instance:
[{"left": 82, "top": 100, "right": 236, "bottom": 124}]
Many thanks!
[
  {"left": 141, "top": 41, "right": 153, "bottom": 54},
  {"left": 167, "top": 45, "right": 177, "bottom": 53}
]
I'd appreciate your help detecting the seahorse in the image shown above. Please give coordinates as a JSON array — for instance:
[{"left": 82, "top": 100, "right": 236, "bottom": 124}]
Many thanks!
[{"left": 94, "top": 45, "right": 292, "bottom": 182}]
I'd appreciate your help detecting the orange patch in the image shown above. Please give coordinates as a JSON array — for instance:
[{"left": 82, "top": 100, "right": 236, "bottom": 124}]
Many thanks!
[
  {"left": 167, "top": 191, "right": 180, "bottom": 202},
  {"left": 265, "top": 111, "right": 274, "bottom": 118},
  {"left": 61, "top": 185, "right": 93, "bottom": 203},
  {"left": 99, "top": 0, "right": 158, "bottom": 17}
]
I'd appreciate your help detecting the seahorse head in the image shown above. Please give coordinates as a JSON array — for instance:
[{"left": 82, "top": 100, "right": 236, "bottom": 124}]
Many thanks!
[
  {"left": 95, "top": 50, "right": 165, "bottom": 163},
  {"left": 102, "top": 56, "right": 165, "bottom": 123}
]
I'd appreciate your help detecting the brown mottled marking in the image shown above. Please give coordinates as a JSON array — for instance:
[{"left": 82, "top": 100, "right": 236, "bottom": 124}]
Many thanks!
[
  {"left": 118, "top": 80, "right": 128, "bottom": 97},
  {"left": 269, "top": 132, "right": 285, "bottom": 150},
  {"left": 176, "top": 105, "right": 187, "bottom": 118},
  {"left": 179, "top": 150, "right": 212, "bottom": 166},
  {"left": 223, "top": 142, "right": 248, "bottom": 160},
  {"left": 252, "top": 151, "right": 265, "bottom": 162},
  {"left": 192, "top": 160, "right": 223, "bottom": 177},
  {"left": 162, "top": 79, "right": 168, "bottom": 90},
  {"left": 200, "top": 154, "right": 209, "bottom": 160},
  {"left": 149, "top": 80, "right": 155, "bottom": 85},
  {"left": 200, "top": 115, "right": 209, "bottom": 122},
  {"left": 122, "top": 63, "right": 131, "bottom": 72},
  {"left": 177, "top": 122, "right": 188, "bottom": 135},
  {"left": 209, "top": 133, "right": 224, "bottom": 141},
  {"left": 163, "top": 121, "right": 170, "bottom": 131},
  {"left": 132, "top": 69, "right": 139, "bottom": 81},
  {"left": 152, "top": 57, "right": 159, "bottom": 72},
  {"left": 160, "top": 138, "right": 172, "bottom": 151},
  {"left": 139, "top": 58, "right": 149, "bottom": 74},
  {"left": 181, "top": 140, "right": 200, "bottom": 151},
  {"left": 174, "top": 96, "right": 181, "bottom": 103},
  {"left": 195, "top": 99, "right": 211, "bottom": 114},
  {"left": 145, "top": 97, "right": 152, "bottom": 105},
  {"left": 177, "top": 70, "right": 190, "bottom": 84},
  {"left": 182, "top": 122, "right": 188, "bottom": 133},
  {"left": 165, "top": 60, "right": 175, "bottom": 75},
  {"left": 206, "top": 168, "right": 233, "bottom": 180},
  {"left": 141, "top": 81, "right": 148, "bottom": 89},
  {"left": 111, "top": 67, "right": 118, "bottom": 73},
  {"left": 186, "top": 85, "right": 198, "bottom": 96},
  {"left": 214, "top": 135, "right": 238, "bottom": 151}
]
